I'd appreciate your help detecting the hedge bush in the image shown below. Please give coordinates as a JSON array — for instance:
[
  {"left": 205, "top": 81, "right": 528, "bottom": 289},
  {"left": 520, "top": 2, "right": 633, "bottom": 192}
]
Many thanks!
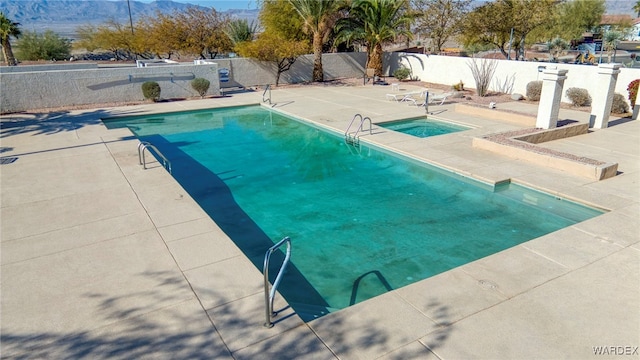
[
  {"left": 191, "top": 78, "right": 210, "bottom": 98},
  {"left": 142, "top": 81, "right": 161, "bottom": 102},
  {"left": 565, "top": 87, "right": 591, "bottom": 107},
  {"left": 611, "top": 93, "right": 629, "bottom": 114},
  {"left": 526, "top": 81, "right": 543, "bottom": 101},
  {"left": 393, "top": 67, "right": 411, "bottom": 81}
]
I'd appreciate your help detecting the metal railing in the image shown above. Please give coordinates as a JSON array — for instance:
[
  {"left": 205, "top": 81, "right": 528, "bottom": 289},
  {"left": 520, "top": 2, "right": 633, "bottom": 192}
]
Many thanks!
[
  {"left": 344, "top": 113, "right": 373, "bottom": 146},
  {"left": 263, "top": 84, "right": 271, "bottom": 105},
  {"left": 424, "top": 91, "right": 430, "bottom": 114},
  {"left": 354, "top": 116, "right": 372, "bottom": 139},
  {"left": 137, "top": 141, "right": 172, "bottom": 174},
  {"left": 263, "top": 236, "right": 291, "bottom": 328}
]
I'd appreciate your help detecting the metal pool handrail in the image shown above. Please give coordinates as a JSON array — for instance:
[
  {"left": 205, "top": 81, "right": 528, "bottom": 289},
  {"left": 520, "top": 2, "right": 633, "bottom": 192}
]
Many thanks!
[
  {"left": 345, "top": 114, "right": 372, "bottom": 146},
  {"left": 353, "top": 116, "right": 373, "bottom": 139},
  {"left": 137, "top": 141, "right": 172, "bottom": 174},
  {"left": 263, "top": 84, "right": 271, "bottom": 105},
  {"left": 345, "top": 113, "right": 363, "bottom": 139},
  {"left": 263, "top": 236, "right": 291, "bottom": 328},
  {"left": 424, "top": 91, "right": 430, "bottom": 114}
]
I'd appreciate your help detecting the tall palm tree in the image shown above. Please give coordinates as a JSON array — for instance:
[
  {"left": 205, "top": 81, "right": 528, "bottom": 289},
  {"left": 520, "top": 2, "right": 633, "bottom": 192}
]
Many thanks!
[
  {"left": 0, "top": 12, "right": 21, "bottom": 66},
  {"left": 635, "top": 0, "right": 640, "bottom": 17},
  {"left": 335, "top": 0, "right": 412, "bottom": 76},
  {"left": 287, "top": 0, "right": 342, "bottom": 82}
]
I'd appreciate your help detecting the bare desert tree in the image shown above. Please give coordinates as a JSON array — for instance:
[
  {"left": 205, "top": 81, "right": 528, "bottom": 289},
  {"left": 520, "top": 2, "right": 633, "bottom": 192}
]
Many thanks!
[{"left": 467, "top": 57, "right": 497, "bottom": 97}]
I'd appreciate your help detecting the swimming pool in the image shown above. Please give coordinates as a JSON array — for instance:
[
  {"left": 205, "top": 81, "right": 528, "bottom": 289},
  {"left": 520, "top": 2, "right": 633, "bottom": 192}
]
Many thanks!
[
  {"left": 378, "top": 117, "right": 470, "bottom": 138},
  {"left": 105, "top": 105, "right": 604, "bottom": 320}
]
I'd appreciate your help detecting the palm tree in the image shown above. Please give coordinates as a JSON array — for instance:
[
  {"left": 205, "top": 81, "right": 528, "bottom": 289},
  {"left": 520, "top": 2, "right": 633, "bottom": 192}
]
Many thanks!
[
  {"left": 225, "top": 19, "right": 258, "bottom": 46},
  {"left": 0, "top": 12, "right": 21, "bottom": 66},
  {"left": 287, "top": 0, "right": 342, "bottom": 82},
  {"left": 548, "top": 37, "right": 569, "bottom": 62},
  {"left": 634, "top": 0, "right": 640, "bottom": 17},
  {"left": 335, "top": 0, "right": 412, "bottom": 76},
  {"left": 603, "top": 30, "right": 624, "bottom": 63}
]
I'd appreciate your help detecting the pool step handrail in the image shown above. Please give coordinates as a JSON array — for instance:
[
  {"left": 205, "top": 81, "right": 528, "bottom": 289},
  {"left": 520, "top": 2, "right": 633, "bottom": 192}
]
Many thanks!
[
  {"left": 263, "top": 84, "right": 272, "bottom": 105},
  {"left": 345, "top": 114, "right": 372, "bottom": 146},
  {"left": 345, "top": 113, "right": 362, "bottom": 145},
  {"left": 424, "top": 91, "right": 430, "bottom": 114},
  {"left": 263, "top": 236, "right": 291, "bottom": 328},
  {"left": 354, "top": 116, "right": 373, "bottom": 140},
  {"left": 137, "top": 141, "right": 172, "bottom": 174}
]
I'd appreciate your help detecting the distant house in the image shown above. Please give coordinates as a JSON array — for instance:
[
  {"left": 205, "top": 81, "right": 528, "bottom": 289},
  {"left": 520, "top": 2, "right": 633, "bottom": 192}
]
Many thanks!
[
  {"left": 599, "top": 14, "right": 635, "bottom": 39},
  {"left": 629, "top": 18, "right": 640, "bottom": 41},
  {"left": 600, "top": 14, "right": 634, "bottom": 29}
]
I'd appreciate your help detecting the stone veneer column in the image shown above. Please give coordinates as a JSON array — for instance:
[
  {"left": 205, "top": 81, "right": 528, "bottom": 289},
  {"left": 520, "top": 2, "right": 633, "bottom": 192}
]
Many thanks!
[
  {"left": 536, "top": 68, "right": 568, "bottom": 129},
  {"left": 589, "top": 63, "right": 621, "bottom": 129}
]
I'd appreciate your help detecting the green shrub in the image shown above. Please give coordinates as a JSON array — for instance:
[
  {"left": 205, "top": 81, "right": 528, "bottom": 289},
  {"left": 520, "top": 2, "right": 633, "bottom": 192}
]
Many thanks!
[
  {"left": 16, "top": 30, "right": 71, "bottom": 61},
  {"left": 565, "top": 87, "right": 591, "bottom": 107},
  {"left": 142, "top": 81, "right": 161, "bottom": 102},
  {"left": 627, "top": 79, "right": 639, "bottom": 107},
  {"left": 526, "top": 81, "right": 543, "bottom": 101},
  {"left": 191, "top": 78, "right": 211, "bottom": 98},
  {"left": 611, "top": 93, "right": 629, "bottom": 114},
  {"left": 393, "top": 67, "right": 411, "bottom": 81}
]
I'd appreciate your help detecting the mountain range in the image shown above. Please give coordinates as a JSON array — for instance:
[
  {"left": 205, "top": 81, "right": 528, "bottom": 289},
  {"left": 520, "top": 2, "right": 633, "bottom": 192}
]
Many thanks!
[
  {"left": 1, "top": 0, "right": 636, "bottom": 39},
  {"left": 0, "top": 0, "right": 259, "bottom": 37}
]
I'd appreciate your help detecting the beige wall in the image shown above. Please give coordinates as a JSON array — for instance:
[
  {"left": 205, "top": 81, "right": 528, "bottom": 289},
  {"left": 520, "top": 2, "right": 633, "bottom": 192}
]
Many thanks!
[
  {"left": 214, "top": 52, "right": 367, "bottom": 89},
  {"left": 0, "top": 53, "right": 368, "bottom": 113},
  {"left": 1, "top": 63, "right": 220, "bottom": 113}
]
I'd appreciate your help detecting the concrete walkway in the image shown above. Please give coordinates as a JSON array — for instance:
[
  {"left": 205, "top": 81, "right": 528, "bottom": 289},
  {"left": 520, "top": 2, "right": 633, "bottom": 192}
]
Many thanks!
[{"left": 1, "top": 84, "right": 638, "bottom": 359}]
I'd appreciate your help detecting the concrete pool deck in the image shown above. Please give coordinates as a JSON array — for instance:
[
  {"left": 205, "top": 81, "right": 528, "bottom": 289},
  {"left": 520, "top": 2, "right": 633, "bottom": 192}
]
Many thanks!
[{"left": 1, "top": 83, "right": 638, "bottom": 359}]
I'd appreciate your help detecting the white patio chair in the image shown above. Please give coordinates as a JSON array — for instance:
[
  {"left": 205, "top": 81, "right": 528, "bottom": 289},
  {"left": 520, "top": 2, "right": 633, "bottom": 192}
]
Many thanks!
[
  {"left": 405, "top": 91, "right": 453, "bottom": 106},
  {"left": 387, "top": 90, "right": 426, "bottom": 102}
]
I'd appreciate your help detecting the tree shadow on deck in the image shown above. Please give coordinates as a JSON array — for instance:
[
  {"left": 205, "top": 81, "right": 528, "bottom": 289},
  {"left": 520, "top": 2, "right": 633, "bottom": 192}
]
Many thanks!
[
  {"left": 1, "top": 269, "right": 323, "bottom": 359},
  {"left": 0, "top": 107, "right": 148, "bottom": 138}
]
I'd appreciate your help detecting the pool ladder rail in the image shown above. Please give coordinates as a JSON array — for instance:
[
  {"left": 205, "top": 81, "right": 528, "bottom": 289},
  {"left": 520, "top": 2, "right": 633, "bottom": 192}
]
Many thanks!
[
  {"left": 345, "top": 113, "right": 372, "bottom": 146},
  {"left": 263, "top": 236, "right": 291, "bottom": 328},
  {"left": 137, "top": 141, "right": 172, "bottom": 174},
  {"left": 263, "top": 84, "right": 272, "bottom": 105}
]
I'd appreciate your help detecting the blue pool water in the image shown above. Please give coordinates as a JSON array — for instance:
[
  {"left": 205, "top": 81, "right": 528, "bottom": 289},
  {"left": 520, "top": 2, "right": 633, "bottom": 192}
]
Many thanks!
[
  {"left": 378, "top": 117, "right": 469, "bottom": 138},
  {"left": 105, "top": 105, "right": 604, "bottom": 320}
]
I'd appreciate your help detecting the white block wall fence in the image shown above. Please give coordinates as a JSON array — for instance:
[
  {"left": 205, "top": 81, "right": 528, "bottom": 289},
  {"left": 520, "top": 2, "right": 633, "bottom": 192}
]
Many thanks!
[{"left": 387, "top": 52, "right": 640, "bottom": 108}]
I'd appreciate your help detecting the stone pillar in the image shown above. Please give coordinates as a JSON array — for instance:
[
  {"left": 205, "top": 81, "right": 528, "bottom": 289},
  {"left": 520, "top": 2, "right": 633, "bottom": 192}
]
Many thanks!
[
  {"left": 536, "top": 68, "right": 568, "bottom": 129},
  {"left": 589, "top": 63, "right": 621, "bottom": 129}
]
